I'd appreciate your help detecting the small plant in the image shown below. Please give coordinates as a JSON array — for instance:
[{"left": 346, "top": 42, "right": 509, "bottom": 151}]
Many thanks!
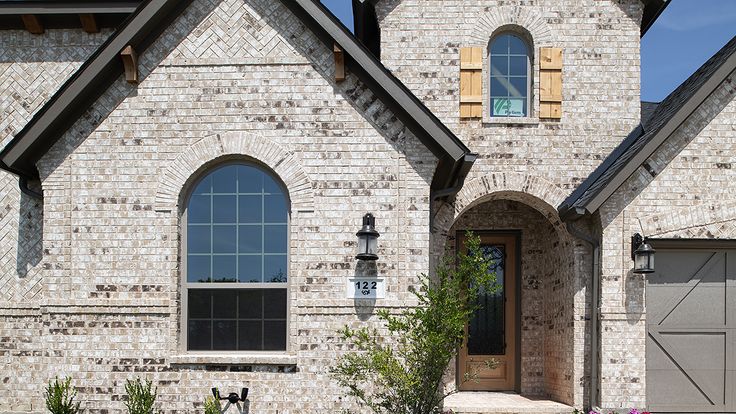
[
  {"left": 204, "top": 396, "right": 221, "bottom": 414},
  {"left": 45, "top": 377, "right": 81, "bottom": 414},
  {"left": 124, "top": 377, "right": 159, "bottom": 414}
]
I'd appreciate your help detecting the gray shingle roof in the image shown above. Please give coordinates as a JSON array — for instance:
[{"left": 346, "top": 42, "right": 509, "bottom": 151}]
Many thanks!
[{"left": 559, "top": 35, "right": 736, "bottom": 220}]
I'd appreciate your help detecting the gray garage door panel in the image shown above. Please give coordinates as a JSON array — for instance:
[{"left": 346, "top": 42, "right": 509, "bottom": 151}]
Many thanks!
[{"left": 646, "top": 250, "right": 736, "bottom": 413}]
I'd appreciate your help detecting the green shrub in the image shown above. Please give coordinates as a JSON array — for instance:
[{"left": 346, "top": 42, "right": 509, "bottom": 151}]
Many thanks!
[
  {"left": 124, "top": 378, "right": 159, "bottom": 414},
  {"left": 203, "top": 396, "right": 221, "bottom": 414},
  {"left": 45, "top": 377, "right": 81, "bottom": 414},
  {"left": 332, "top": 232, "right": 498, "bottom": 414}
]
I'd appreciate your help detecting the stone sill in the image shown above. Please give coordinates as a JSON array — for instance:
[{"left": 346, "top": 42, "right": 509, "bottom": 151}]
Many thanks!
[
  {"left": 484, "top": 116, "right": 540, "bottom": 125},
  {"left": 169, "top": 353, "right": 297, "bottom": 366}
]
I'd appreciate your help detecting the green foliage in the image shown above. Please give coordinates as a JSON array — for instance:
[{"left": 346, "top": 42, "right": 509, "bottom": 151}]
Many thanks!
[
  {"left": 45, "top": 377, "right": 81, "bottom": 414},
  {"left": 124, "top": 378, "right": 159, "bottom": 414},
  {"left": 203, "top": 396, "right": 221, "bottom": 414},
  {"left": 332, "top": 232, "right": 498, "bottom": 414}
]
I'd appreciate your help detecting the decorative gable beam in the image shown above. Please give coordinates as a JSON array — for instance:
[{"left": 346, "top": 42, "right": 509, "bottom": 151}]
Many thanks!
[
  {"left": 120, "top": 46, "right": 139, "bottom": 84},
  {"left": 334, "top": 43, "right": 345, "bottom": 82},
  {"left": 21, "top": 14, "right": 44, "bottom": 34},
  {"left": 79, "top": 13, "right": 99, "bottom": 33}
]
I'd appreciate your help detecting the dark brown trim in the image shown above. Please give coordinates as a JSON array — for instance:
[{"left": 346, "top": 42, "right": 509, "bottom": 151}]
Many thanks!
[
  {"left": 0, "top": 0, "right": 193, "bottom": 179},
  {"left": 583, "top": 51, "right": 736, "bottom": 214},
  {"left": 282, "top": 0, "right": 475, "bottom": 194},
  {"left": 0, "top": 0, "right": 475, "bottom": 199},
  {"left": 559, "top": 38, "right": 736, "bottom": 221},
  {"left": 640, "top": 0, "right": 669, "bottom": 37},
  {"left": 0, "top": 2, "right": 140, "bottom": 15},
  {"left": 649, "top": 238, "right": 736, "bottom": 250}
]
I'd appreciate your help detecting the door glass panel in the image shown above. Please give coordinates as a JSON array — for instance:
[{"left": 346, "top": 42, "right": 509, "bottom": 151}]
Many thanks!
[{"left": 468, "top": 244, "right": 505, "bottom": 355}]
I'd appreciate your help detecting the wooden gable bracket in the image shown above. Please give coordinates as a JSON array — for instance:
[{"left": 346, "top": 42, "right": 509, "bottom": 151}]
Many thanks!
[
  {"left": 120, "top": 45, "right": 139, "bottom": 84},
  {"left": 79, "top": 14, "right": 99, "bottom": 34},
  {"left": 21, "top": 15, "right": 44, "bottom": 35},
  {"left": 334, "top": 43, "right": 346, "bottom": 82}
]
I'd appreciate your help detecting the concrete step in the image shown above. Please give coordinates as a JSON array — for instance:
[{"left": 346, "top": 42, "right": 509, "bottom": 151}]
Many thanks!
[{"left": 442, "top": 392, "right": 573, "bottom": 414}]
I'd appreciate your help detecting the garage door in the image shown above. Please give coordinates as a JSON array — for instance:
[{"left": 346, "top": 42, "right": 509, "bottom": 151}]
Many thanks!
[{"left": 646, "top": 246, "right": 736, "bottom": 412}]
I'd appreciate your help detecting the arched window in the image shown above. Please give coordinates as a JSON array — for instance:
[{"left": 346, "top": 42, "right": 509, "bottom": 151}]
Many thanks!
[
  {"left": 183, "top": 163, "right": 289, "bottom": 351},
  {"left": 489, "top": 33, "right": 530, "bottom": 117}
]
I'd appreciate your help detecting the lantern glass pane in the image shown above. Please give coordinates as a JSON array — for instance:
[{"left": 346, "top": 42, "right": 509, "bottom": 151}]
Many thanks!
[
  {"left": 357, "top": 236, "right": 368, "bottom": 256},
  {"left": 367, "top": 235, "right": 378, "bottom": 255},
  {"left": 635, "top": 252, "right": 650, "bottom": 272}
]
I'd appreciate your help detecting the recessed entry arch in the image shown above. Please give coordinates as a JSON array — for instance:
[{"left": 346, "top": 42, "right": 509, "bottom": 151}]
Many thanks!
[{"left": 442, "top": 186, "right": 576, "bottom": 402}]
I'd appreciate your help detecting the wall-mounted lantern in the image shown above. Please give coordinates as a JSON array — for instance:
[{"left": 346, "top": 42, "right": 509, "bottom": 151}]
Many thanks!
[
  {"left": 631, "top": 233, "right": 655, "bottom": 274},
  {"left": 356, "top": 213, "right": 380, "bottom": 261}
]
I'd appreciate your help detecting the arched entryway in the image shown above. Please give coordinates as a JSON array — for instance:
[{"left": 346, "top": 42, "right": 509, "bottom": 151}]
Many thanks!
[{"left": 435, "top": 184, "right": 581, "bottom": 405}]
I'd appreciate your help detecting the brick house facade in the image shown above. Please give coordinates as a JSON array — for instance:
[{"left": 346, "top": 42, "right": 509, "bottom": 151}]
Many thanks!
[{"left": 1, "top": 0, "right": 734, "bottom": 413}]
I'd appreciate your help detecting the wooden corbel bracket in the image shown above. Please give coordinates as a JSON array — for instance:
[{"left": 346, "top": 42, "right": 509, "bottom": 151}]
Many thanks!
[
  {"left": 334, "top": 43, "right": 345, "bottom": 83},
  {"left": 120, "top": 45, "right": 139, "bottom": 84}
]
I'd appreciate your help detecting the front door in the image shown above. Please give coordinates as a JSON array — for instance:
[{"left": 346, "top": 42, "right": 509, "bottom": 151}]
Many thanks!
[{"left": 457, "top": 232, "right": 518, "bottom": 391}]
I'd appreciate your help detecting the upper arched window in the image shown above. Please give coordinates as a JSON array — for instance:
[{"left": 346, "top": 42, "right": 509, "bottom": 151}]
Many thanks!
[
  {"left": 489, "top": 33, "right": 530, "bottom": 117},
  {"left": 183, "top": 163, "right": 289, "bottom": 351}
]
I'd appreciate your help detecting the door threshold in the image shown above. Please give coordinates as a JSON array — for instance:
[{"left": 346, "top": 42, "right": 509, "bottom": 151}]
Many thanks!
[{"left": 443, "top": 391, "right": 572, "bottom": 414}]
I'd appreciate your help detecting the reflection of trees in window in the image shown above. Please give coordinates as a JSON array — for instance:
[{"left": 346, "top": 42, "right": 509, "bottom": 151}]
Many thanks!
[{"left": 184, "top": 164, "right": 288, "bottom": 351}]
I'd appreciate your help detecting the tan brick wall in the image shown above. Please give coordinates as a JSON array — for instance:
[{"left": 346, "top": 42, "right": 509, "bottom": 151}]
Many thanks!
[
  {"left": 0, "top": 0, "right": 663, "bottom": 411},
  {"left": 2, "top": 0, "right": 437, "bottom": 412},
  {"left": 375, "top": 0, "right": 643, "bottom": 192}
]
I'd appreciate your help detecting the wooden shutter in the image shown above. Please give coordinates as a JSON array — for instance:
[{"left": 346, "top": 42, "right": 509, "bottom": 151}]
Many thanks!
[
  {"left": 460, "top": 47, "right": 483, "bottom": 118},
  {"left": 539, "top": 47, "right": 562, "bottom": 119}
]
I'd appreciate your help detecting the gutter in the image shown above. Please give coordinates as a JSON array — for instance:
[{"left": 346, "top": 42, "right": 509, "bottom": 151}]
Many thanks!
[
  {"left": 0, "top": 160, "right": 42, "bottom": 200},
  {"left": 565, "top": 221, "right": 600, "bottom": 411}
]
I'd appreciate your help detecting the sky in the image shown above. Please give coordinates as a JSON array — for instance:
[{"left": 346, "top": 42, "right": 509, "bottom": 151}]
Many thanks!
[
  {"left": 321, "top": 0, "right": 736, "bottom": 103},
  {"left": 642, "top": 0, "right": 736, "bottom": 101}
]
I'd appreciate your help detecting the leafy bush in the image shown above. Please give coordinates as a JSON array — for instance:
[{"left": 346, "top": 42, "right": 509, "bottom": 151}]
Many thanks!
[
  {"left": 45, "top": 377, "right": 81, "bottom": 414},
  {"left": 124, "top": 378, "right": 159, "bottom": 414},
  {"left": 204, "top": 396, "right": 221, "bottom": 414},
  {"left": 332, "top": 232, "right": 498, "bottom": 414}
]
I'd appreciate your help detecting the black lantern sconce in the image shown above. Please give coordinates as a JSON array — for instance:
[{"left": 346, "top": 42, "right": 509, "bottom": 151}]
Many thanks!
[
  {"left": 356, "top": 213, "right": 380, "bottom": 261},
  {"left": 631, "top": 233, "right": 655, "bottom": 274}
]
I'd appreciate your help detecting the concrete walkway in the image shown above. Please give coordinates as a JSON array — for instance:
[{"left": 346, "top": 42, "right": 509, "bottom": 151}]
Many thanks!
[{"left": 443, "top": 392, "right": 573, "bottom": 414}]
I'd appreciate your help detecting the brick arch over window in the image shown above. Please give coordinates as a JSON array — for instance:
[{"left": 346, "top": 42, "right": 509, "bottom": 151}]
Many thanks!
[
  {"left": 434, "top": 172, "right": 567, "bottom": 235},
  {"left": 155, "top": 132, "right": 314, "bottom": 213},
  {"left": 469, "top": 7, "right": 552, "bottom": 47}
]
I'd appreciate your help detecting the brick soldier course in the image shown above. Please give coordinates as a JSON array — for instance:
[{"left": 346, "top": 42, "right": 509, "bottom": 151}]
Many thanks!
[{"left": 0, "top": 0, "right": 734, "bottom": 413}]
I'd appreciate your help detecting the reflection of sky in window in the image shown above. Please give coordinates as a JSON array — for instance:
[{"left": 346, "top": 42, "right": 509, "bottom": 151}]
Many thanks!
[
  {"left": 187, "top": 165, "right": 288, "bottom": 283},
  {"left": 490, "top": 34, "right": 529, "bottom": 117}
]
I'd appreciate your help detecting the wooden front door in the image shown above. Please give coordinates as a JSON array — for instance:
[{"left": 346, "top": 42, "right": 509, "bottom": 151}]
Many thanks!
[{"left": 457, "top": 232, "right": 518, "bottom": 391}]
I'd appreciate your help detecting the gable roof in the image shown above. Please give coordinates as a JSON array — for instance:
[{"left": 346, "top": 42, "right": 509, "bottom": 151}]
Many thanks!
[
  {"left": 0, "top": 0, "right": 476, "bottom": 197},
  {"left": 559, "top": 35, "right": 736, "bottom": 221}
]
